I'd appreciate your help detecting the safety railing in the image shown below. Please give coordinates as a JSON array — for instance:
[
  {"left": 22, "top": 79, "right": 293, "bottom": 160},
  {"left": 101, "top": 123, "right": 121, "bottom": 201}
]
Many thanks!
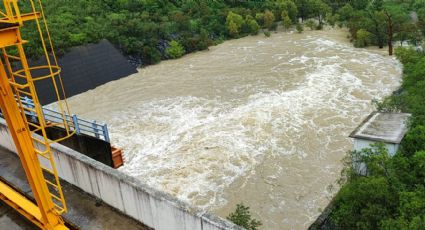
[{"left": 0, "top": 96, "right": 110, "bottom": 142}]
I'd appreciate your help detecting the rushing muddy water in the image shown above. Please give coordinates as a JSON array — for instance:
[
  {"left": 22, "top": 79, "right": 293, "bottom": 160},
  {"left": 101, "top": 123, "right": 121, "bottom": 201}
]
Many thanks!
[{"left": 65, "top": 28, "right": 402, "bottom": 229}]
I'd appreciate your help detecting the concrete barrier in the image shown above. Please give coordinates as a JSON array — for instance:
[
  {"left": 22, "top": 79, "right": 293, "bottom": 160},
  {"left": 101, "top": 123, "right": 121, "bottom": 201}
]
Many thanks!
[{"left": 0, "top": 118, "right": 241, "bottom": 230}]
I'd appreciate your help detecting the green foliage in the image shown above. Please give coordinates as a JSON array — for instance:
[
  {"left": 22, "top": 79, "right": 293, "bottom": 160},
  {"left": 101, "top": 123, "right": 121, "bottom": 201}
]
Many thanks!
[
  {"left": 395, "top": 47, "right": 423, "bottom": 65},
  {"left": 330, "top": 48, "right": 425, "bottom": 229},
  {"left": 255, "top": 13, "right": 265, "bottom": 27},
  {"left": 401, "top": 126, "right": 425, "bottom": 156},
  {"left": 227, "top": 203, "right": 262, "bottom": 230},
  {"left": 308, "top": 0, "right": 331, "bottom": 25},
  {"left": 247, "top": 18, "right": 260, "bottom": 35},
  {"left": 18, "top": 1, "right": 272, "bottom": 64},
  {"left": 276, "top": 0, "right": 298, "bottom": 23},
  {"left": 282, "top": 15, "right": 292, "bottom": 30},
  {"left": 18, "top": 0, "right": 425, "bottom": 63},
  {"left": 264, "top": 10, "right": 276, "bottom": 29},
  {"left": 332, "top": 177, "right": 398, "bottom": 229},
  {"left": 372, "top": 95, "right": 405, "bottom": 113},
  {"left": 264, "top": 30, "right": 271, "bottom": 37},
  {"left": 166, "top": 40, "right": 185, "bottom": 59},
  {"left": 226, "top": 11, "right": 244, "bottom": 37},
  {"left": 325, "top": 13, "right": 339, "bottom": 27},
  {"left": 355, "top": 29, "right": 373, "bottom": 47},
  {"left": 305, "top": 19, "right": 317, "bottom": 30},
  {"left": 331, "top": 0, "right": 420, "bottom": 54},
  {"left": 296, "top": 23, "right": 304, "bottom": 33}
]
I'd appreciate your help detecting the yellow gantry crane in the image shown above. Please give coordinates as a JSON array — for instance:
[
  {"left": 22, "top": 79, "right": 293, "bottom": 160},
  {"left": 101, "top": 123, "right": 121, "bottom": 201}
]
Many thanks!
[{"left": 0, "top": 0, "right": 74, "bottom": 229}]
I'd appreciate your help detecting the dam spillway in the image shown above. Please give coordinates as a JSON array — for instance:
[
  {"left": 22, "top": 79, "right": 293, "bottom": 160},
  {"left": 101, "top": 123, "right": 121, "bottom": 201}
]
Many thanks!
[{"left": 65, "top": 29, "right": 402, "bottom": 229}]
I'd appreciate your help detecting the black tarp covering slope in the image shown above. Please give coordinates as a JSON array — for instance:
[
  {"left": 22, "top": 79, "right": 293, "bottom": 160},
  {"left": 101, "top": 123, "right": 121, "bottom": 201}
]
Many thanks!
[{"left": 30, "top": 39, "right": 137, "bottom": 105}]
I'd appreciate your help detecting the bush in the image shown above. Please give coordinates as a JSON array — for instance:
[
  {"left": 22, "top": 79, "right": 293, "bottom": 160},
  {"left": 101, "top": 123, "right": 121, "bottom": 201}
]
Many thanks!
[
  {"left": 296, "top": 23, "right": 304, "bottom": 33},
  {"left": 305, "top": 19, "right": 316, "bottom": 30},
  {"left": 372, "top": 96, "right": 406, "bottom": 113},
  {"left": 166, "top": 40, "right": 185, "bottom": 59},
  {"left": 354, "top": 29, "right": 373, "bottom": 48},
  {"left": 263, "top": 10, "right": 275, "bottom": 29},
  {"left": 247, "top": 19, "right": 260, "bottom": 35},
  {"left": 326, "top": 13, "right": 340, "bottom": 27},
  {"left": 227, "top": 203, "right": 262, "bottom": 230},
  {"left": 282, "top": 15, "right": 292, "bottom": 31},
  {"left": 226, "top": 11, "right": 244, "bottom": 37},
  {"left": 142, "top": 46, "right": 162, "bottom": 64},
  {"left": 264, "top": 30, "right": 271, "bottom": 37},
  {"left": 401, "top": 126, "right": 425, "bottom": 156},
  {"left": 255, "top": 13, "right": 265, "bottom": 27},
  {"left": 395, "top": 47, "right": 423, "bottom": 65}
]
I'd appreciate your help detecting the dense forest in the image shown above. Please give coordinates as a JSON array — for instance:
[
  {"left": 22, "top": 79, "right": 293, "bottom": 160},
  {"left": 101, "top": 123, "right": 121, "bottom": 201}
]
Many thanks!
[
  {"left": 21, "top": 0, "right": 425, "bottom": 229},
  {"left": 21, "top": 0, "right": 425, "bottom": 65}
]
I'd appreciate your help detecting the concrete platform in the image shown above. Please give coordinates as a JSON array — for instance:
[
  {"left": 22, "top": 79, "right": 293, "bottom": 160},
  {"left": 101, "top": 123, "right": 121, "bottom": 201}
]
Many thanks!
[{"left": 0, "top": 147, "right": 150, "bottom": 230}]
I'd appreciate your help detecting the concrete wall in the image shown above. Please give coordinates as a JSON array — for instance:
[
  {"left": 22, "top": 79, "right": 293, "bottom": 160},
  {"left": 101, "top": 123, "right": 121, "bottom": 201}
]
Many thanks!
[
  {"left": 352, "top": 138, "right": 399, "bottom": 175},
  {"left": 0, "top": 119, "right": 241, "bottom": 230},
  {"left": 353, "top": 138, "right": 398, "bottom": 156}
]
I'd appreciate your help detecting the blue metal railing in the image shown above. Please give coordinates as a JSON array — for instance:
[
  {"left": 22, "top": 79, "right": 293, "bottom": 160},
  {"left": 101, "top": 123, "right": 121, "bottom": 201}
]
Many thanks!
[{"left": 0, "top": 97, "right": 110, "bottom": 142}]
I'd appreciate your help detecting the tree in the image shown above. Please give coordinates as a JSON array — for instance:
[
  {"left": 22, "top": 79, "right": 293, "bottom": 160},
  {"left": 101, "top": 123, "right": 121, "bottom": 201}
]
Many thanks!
[
  {"left": 308, "top": 0, "right": 332, "bottom": 26},
  {"left": 295, "top": 0, "right": 309, "bottom": 22},
  {"left": 305, "top": 19, "right": 316, "bottom": 30},
  {"left": 337, "top": 3, "right": 354, "bottom": 23},
  {"left": 227, "top": 203, "right": 262, "bottom": 230},
  {"left": 384, "top": 10, "right": 395, "bottom": 55},
  {"left": 166, "top": 40, "right": 185, "bottom": 59},
  {"left": 247, "top": 19, "right": 260, "bottom": 35},
  {"left": 226, "top": 11, "right": 244, "bottom": 37},
  {"left": 383, "top": 6, "right": 410, "bottom": 55},
  {"left": 355, "top": 29, "right": 373, "bottom": 47},
  {"left": 296, "top": 23, "right": 304, "bottom": 33},
  {"left": 325, "top": 13, "right": 339, "bottom": 27},
  {"left": 227, "top": 20, "right": 239, "bottom": 37},
  {"left": 331, "top": 144, "right": 399, "bottom": 229},
  {"left": 276, "top": 0, "right": 298, "bottom": 23},
  {"left": 255, "top": 13, "right": 265, "bottom": 27},
  {"left": 282, "top": 15, "right": 292, "bottom": 31},
  {"left": 263, "top": 10, "right": 275, "bottom": 29}
]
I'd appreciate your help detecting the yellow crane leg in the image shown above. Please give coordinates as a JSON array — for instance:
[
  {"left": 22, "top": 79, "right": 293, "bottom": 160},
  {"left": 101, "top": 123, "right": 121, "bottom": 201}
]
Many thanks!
[{"left": 0, "top": 58, "right": 68, "bottom": 230}]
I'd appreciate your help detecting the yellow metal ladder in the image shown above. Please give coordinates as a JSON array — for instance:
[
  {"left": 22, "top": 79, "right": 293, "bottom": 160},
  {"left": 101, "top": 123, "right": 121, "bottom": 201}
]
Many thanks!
[
  {"left": 2, "top": 44, "right": 67, "bottom": 215},
  {"left": 0, "top": 0, "right": 74, "bottom": 229}
]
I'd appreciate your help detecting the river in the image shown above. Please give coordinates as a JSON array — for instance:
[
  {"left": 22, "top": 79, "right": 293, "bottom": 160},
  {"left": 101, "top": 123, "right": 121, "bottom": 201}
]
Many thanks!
[{"left": 65, "top": 28, "right": 402, "bottom": 229}]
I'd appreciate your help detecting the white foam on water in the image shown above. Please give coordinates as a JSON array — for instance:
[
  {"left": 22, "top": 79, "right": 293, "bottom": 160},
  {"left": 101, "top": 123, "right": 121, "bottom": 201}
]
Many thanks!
[
  {"left": 110, "top": 34, "right": 401, "bottom": 210},
  {"left": 65, "top": 31, "right": 402, "bottom": 228}
]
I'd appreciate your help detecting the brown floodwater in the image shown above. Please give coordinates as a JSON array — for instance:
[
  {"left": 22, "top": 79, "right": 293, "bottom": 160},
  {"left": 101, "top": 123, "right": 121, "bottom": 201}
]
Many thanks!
[{"left": 64, "top": 28, "right": 402, "bottom": 229}]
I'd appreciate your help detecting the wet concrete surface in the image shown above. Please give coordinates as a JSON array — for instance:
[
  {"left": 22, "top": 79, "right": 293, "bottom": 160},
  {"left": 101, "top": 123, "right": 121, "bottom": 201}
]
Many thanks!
[{"left": 0, "top": 147, "right": 151, "bottom": 230}]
